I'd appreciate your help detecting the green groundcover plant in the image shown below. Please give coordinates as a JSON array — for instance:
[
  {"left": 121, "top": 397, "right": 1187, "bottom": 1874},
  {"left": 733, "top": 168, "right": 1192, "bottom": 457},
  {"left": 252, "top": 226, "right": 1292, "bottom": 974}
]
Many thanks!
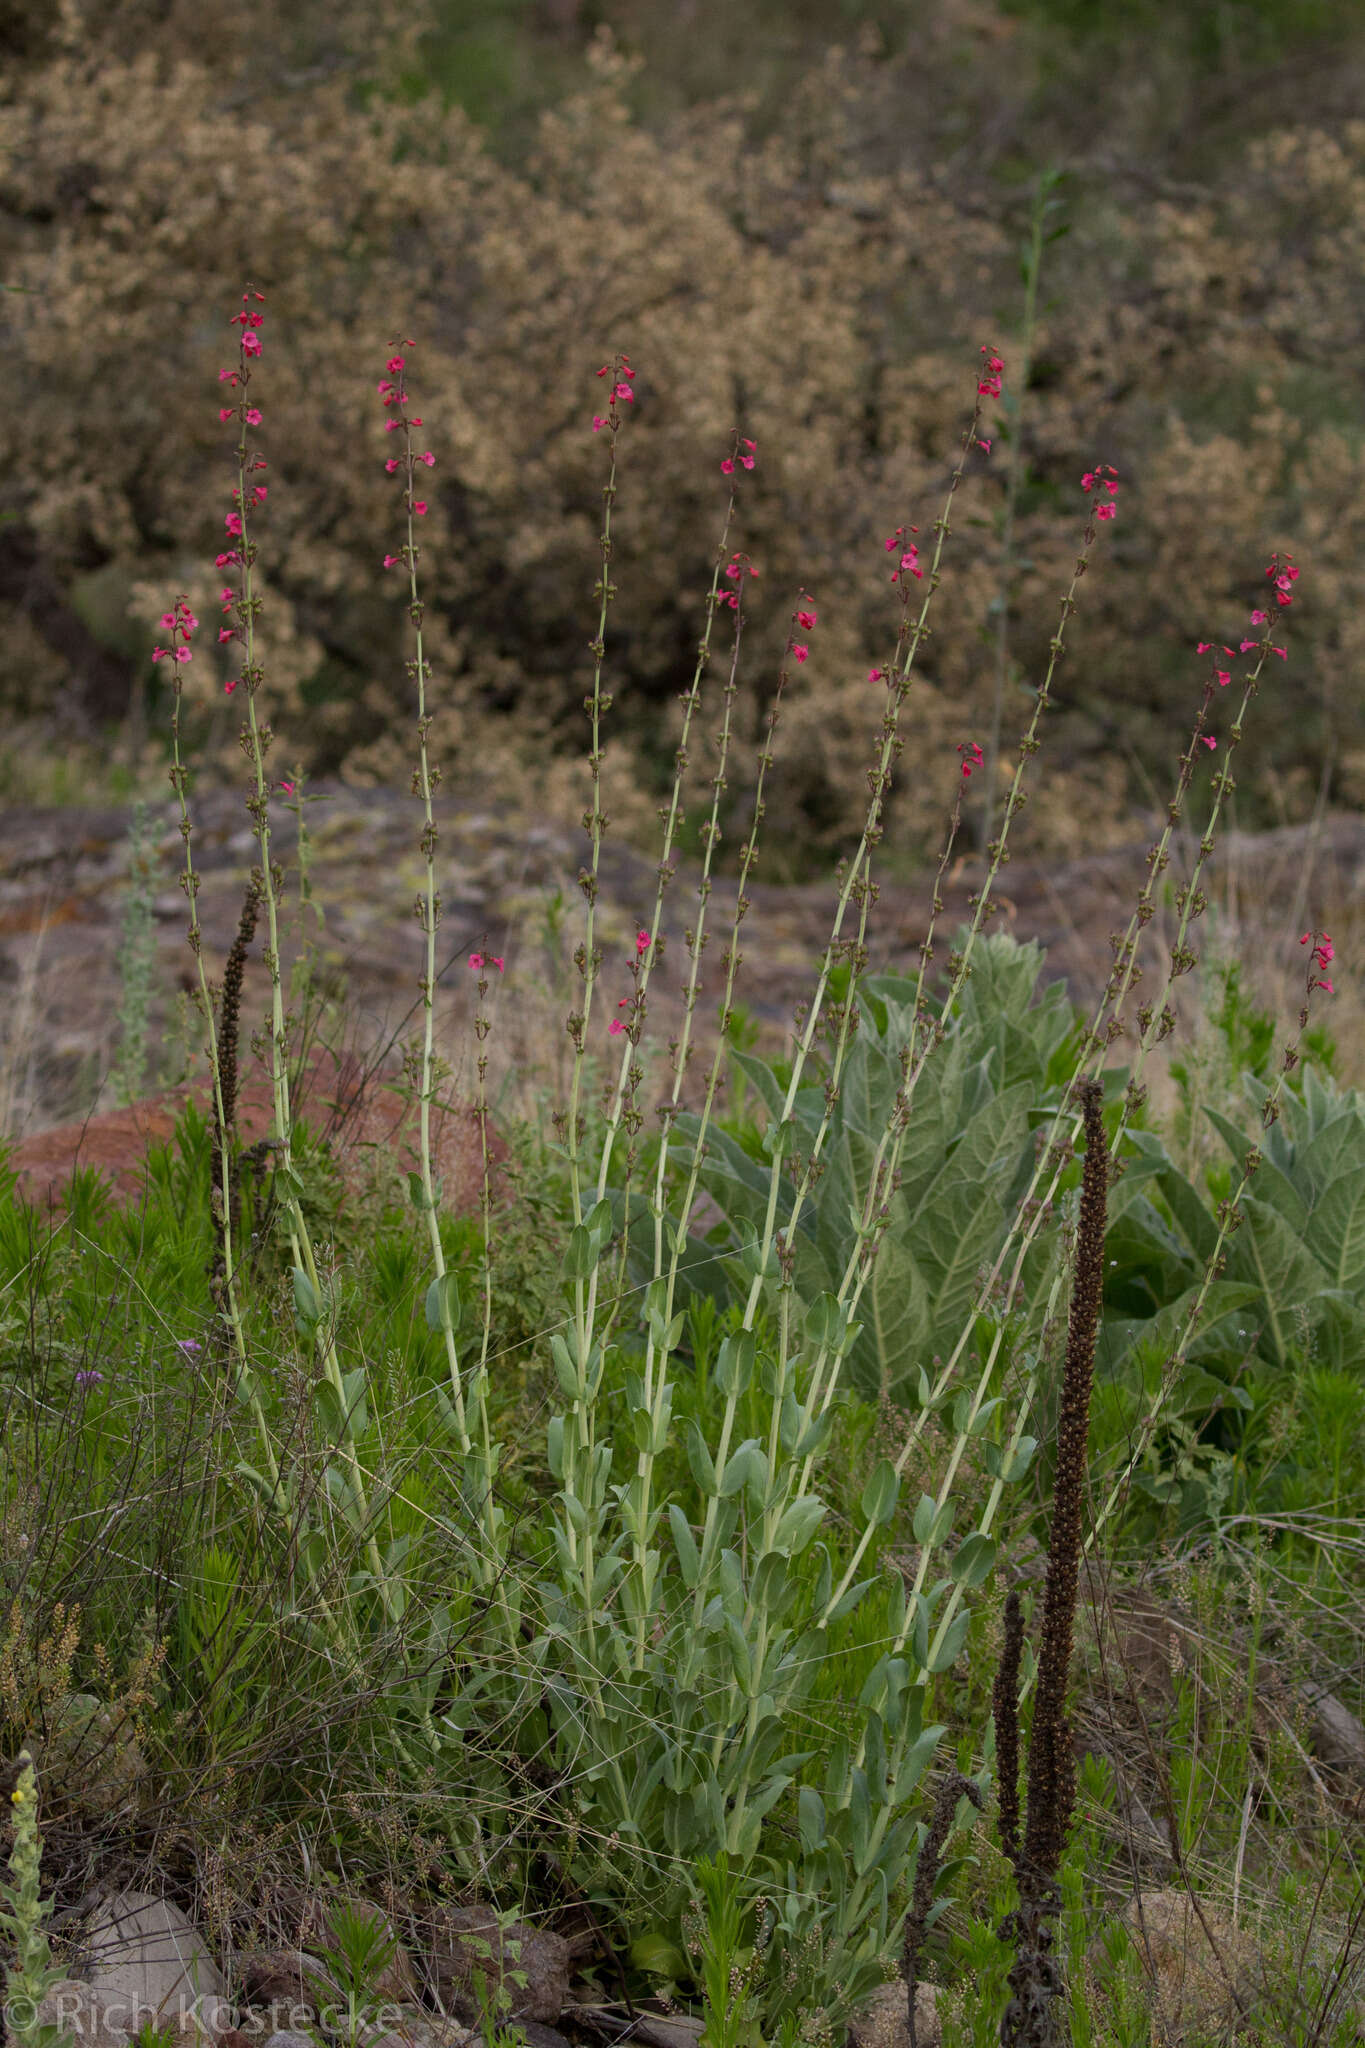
[{"left": 0, "top": 285, "right": 1356, "bottom": 2046}]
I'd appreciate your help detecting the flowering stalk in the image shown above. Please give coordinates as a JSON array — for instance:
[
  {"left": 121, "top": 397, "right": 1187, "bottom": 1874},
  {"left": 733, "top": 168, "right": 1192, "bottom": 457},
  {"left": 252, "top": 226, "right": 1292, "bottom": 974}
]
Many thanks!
[
  {"left": 1, "top": 1755, "right": 66, "bottom": 2048},
  {"left": 998, "top": 1079, "right": 1108, "bottom": 2048},
  {"left": 611, "top": 463, "right": 751, "bottom": 1659},
  {"left": 215, "top": 290, "right": 388, "bottom": 1608},
  {"left": 551, "top": 352, "right": 636, "bottom": 1728},
  {"left": 380, "top": 343, "right": 506, "bottom": 1581},
  {"left": 163, "top": 603, "right": 284, "bottom": 1495}
]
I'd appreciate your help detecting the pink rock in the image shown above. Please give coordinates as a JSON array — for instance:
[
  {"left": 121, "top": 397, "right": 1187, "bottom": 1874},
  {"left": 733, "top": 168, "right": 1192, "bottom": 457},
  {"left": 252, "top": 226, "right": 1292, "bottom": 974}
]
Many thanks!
[{"left": 6, "top": 1044, "right": 501, "bottom": 1220}]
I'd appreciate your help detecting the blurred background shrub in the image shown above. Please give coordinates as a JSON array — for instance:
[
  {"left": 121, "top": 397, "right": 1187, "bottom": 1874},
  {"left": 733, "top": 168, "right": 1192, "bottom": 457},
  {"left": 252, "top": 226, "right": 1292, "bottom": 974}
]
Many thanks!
[{"left": 2, "top": 0, "right": 1364, "bottom": 870}]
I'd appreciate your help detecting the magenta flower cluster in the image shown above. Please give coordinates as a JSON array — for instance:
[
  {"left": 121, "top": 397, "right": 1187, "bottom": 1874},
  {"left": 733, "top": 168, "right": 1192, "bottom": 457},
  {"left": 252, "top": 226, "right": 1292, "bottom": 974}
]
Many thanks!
[
  {"left": 379, "top": 347, "right": 435, "bottom": 566},
  {"left": 1300, "top": 930, "right": 1335, "bottom": 996},
  {"left": 1081, "top": 465, "right": 1119, "bottom": 522},
  {"left": 885, "top": 525, "right": 922, "bottom": 586},
  {"left": 608, "top": 929, "right": 651, "bottom": 1036},
  {"left": 721, "top": 437, "right": 757, "bottom": 477},
  {"left": 592, "top": 355, "right": 636, "bottom": 433}
]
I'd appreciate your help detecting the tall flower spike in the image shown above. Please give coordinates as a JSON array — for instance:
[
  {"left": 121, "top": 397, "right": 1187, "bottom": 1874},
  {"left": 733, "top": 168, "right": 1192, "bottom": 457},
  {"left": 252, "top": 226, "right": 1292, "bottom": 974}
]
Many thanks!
[{"left": 1000, "top": 1078, "right": 1108, "bottom": 2048}]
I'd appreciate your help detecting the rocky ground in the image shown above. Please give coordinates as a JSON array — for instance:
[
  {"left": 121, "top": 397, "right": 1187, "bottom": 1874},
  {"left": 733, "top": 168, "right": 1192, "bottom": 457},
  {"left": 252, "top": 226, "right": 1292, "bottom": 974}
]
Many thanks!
[{"left": 0, "top": 783, "right": 1360, "bottom": 1154}]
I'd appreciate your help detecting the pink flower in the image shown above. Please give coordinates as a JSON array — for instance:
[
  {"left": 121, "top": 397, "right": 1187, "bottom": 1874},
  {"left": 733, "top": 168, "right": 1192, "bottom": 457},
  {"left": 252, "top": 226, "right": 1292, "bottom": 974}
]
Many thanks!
[
  {"left": 215, "top": 551, "right": 241, "bottom": 568},
  {"left": 241, "top": 333, "right": 261, "bottom": 358},
  {"left": 869, "top": 667, "right": 884, "bottom": 683},
  {"left": 387, "top": 355, "right": 406, "bottom": 373},
  {"left": 252, "top": 485, "right": 267, "bottom": 503},
  {"left": 1302, "top": 932, "right": 1336, "bottom": 993},
  {"left": 385, "top": 458, "right": 400, "bottom": 474},
  {"left": 469, "top": 952, "right": 484, "bottom": 969},
  {"left": 613, "top": 383, "right": 633, "bottom": 402},
  {"left": 418, "top": 452, "right": 435, "bottom": 467},
  {"left": 608, "top": 1017, "right": 626, "bottom": 1035},
  {"left": 636, "top": 929, "right": 650, "bottom": 954},
  {"left": 218, "top": 627, "right": 236, "bottom": 644},
  {"left": 383, "top": 554, "right": 402, "bottom": 568},
  {"left": 225, "top": 513, "right": 243, "bottom": 537},
  {"left": 1250, "top": 608, "right": 1268, "bottom": 625},
  {"left": 796, "top": 609, "right": 817, "bottom": 629},
  {"left": 792, "top": 644, "right": 809, "bottom": 663},
  {"left": 412, "top": 501, "right": 428, "bottom": 516},
  {"left": 279, "top": 780, "right": 296, "bottom": 794},
  {"left": 1240, "top": 639, "right": 1258, "bottom": 653},
  {"left": 976, "top": 436, "right": 992, "bottom": 453},
  {"left": 1215, "top": 669, "right": 1230, "bottom": 687},
  {"left": 1095, "top": 503, "right": 1117, "bottom": 521},
  {"left": 1197, "top": 641, "right": 1213, "bottom": 654},
  {"left": 739, "top": 454, "right": 755, "bottom": 470},
  {"left": 218, "top": 370, "right": 239, "bottom": 386},
  {"left": 491, "top": 956, "right": 504, "bottom": 972},
  {"left": 1200, "top": 735, "right": 1217, "bottom": 750},
  {"left": 957, "top": 739, "right": 984, "bottom": 779},
  {"left": 1266, "top": 552, "right": 1300, "bottom": 608},
  {"left": 720, "top": 458, "right": 735, "bottom": 474},
  {"left": 224, "top": 677, "right": 239, "bottom": 695},
  {"left": 219, "top": 407, "right": 236, "bottom": 422},
  {"left": 178, "top": 608, "right": 198, "bottom": 631},
  {"left": 244, "top": 407, "right": 261, "bottom": 425},
  {"left": 593, "top": 416, "right": 608, "bottom": 433},
  {"left": 159, "top": 611, "right": 177, "bottom": 631}
]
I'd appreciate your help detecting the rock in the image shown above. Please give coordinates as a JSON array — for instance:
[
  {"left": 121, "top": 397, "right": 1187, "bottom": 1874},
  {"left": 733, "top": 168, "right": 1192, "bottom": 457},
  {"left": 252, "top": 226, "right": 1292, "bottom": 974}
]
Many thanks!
[
  {"left": 427, "top": 1905, "right": 571, "bottom": 2025},
  {"left": 76, "top": 1892, "right": 229, "bottom": 2041},
  {"left": 8, "top": 1043, "right": 502, "bottom": 1223},
  {"left": 1118, "top": 1889, "right": 1257, "bottom": 2040},
  {"left": 624, "top": 2019, "right": 703, "bottom": 2048},
  {"left": 235, "top": 1950, "right": 332, "bottom": 2030},
  {"left": 362, "top": 2011, "right": 476, "bottom": 2048},
  {"left": 284, "top": 1897, "right": 417, "bottom": 2006},
  {"left": 32, "top": 1979, "right": 134, "bottom": 2048},
  {"left": 847, "top": 1978, "right": 940, "bottom": 2048},
  {"left": 260, "top": 2033, "right": 317, "bottom": 2048},
  {"left": 518, "top": 2024, "right": 578, "bottom": 2048},
  {"left": 1299, "top": 1680, "right": 1365, "bottom": 1785}
]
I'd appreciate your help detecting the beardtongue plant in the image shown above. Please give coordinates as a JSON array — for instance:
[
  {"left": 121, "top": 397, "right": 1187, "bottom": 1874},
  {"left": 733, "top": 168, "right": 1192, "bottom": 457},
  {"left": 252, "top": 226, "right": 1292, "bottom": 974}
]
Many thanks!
[{"left": 159, "top": 292, "right": 1313, "bottom": 2038}]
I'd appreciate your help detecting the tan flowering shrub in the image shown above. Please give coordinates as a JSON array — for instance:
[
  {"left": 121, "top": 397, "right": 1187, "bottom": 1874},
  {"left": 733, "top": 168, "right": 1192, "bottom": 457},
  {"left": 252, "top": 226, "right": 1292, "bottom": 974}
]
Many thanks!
[{"left": 2, "top": 1, "right": 1363, "bottom": 863}]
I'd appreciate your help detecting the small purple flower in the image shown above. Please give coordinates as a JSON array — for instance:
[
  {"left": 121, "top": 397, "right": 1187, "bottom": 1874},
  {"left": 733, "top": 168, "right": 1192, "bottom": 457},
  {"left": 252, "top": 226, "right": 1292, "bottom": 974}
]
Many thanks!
[
  {"left": 75, "top": 1370, "right": 104, "bottom": 1390},
  {"left": 177, "top": 1339, "right": 203, "bottom": 1356}
]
